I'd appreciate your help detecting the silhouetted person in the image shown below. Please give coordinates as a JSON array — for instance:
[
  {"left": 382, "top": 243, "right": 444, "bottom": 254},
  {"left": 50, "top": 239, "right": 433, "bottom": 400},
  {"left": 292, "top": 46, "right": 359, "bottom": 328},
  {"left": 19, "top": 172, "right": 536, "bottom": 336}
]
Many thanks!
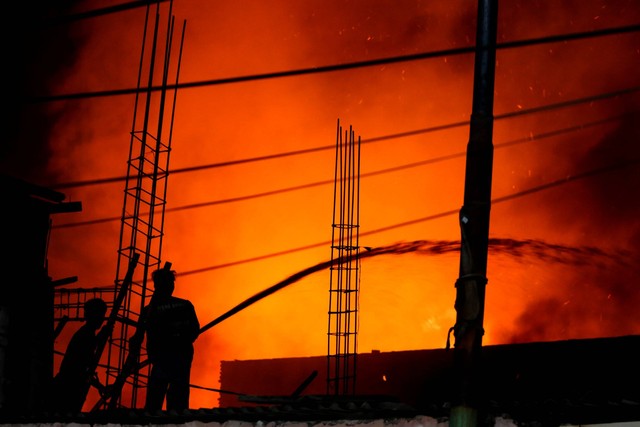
[
  {"left": 133, "top": 264, "right": 200, "bottom": 412},
  {"left": 51, "top": 298, "right": 110, "bottom": 413}
]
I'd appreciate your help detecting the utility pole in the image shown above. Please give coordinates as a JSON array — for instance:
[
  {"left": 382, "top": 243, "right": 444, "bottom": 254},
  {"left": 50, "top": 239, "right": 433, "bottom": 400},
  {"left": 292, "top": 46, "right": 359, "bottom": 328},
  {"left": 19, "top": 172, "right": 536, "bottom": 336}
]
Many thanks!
[{"left": 450, "top": 1, "right": 498, "bottom": 426}]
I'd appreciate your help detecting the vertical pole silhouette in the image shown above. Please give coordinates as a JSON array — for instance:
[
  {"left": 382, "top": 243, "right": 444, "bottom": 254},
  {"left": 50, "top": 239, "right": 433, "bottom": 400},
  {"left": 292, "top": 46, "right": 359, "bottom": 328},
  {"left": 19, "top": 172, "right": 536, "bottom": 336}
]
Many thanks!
[{"left": 449, "top": 1, "right": 498, "bottom": 426}]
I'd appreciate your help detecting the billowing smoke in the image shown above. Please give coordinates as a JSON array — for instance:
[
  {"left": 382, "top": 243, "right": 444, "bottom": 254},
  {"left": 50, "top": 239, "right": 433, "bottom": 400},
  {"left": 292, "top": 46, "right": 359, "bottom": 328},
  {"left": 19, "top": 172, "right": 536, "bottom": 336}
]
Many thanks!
[
  {"left": 4, "top": 0, "right": 639, "bottom": 411},
  {"left": 494, "top": 111, "right": 640, "bottom": 343}
]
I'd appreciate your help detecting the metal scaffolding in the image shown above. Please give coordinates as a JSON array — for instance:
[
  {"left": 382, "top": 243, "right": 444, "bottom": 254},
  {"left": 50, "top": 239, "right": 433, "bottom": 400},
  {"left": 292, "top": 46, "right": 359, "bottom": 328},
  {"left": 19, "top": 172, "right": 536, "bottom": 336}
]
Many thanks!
[
  {"left": 327, "top": 120, "right": 361, "bottom": 396},
  {"left": 100, "top": 0, "right": 185, "bottom": 410}
]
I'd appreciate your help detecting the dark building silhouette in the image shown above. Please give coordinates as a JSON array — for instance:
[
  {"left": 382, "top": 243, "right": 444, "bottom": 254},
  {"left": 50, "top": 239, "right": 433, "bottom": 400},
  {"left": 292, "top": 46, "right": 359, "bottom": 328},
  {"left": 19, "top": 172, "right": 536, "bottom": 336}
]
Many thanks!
[
  {"left": 219, "top": 335, "right": 640, "bottom": 425},
  {"left": 0, "top": 174, "right": 81, "bottom": 415}
]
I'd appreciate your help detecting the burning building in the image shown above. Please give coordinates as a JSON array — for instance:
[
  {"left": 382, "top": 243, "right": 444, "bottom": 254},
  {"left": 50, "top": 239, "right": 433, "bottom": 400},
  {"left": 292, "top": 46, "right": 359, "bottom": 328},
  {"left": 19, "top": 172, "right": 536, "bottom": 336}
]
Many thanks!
[{"left": 1, "top": 0, "right": 640, "bottom": 426}]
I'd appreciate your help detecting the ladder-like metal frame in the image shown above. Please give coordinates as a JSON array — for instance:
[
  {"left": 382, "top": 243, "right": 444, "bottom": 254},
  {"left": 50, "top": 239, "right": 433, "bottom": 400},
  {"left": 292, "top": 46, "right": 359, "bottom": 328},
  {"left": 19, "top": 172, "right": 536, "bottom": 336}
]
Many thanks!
[
  {"left": 327, "top": 120, "right": 361, "bottom": 396},
  {"left": 103, "top": 0, "right": 185, "bottom": 409}
]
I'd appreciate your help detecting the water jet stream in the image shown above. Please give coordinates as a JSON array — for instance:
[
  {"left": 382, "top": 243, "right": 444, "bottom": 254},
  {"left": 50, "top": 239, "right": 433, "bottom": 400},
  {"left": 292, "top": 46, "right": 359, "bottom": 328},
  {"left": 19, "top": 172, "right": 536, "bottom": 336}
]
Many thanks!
[{"left": 199, "top": 238, "right": 625, "bottom": 335}]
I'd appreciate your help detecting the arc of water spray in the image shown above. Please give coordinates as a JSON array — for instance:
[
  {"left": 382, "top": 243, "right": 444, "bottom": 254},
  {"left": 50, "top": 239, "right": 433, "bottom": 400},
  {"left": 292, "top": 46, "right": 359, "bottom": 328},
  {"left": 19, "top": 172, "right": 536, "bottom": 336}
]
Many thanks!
[
  {"left": 196, "top": 240, "right": 462, "bottom": 335},
  {"left": 198, "top": 237, "right": 625, "bottom": 335},
  {"left": 198, "top": 240, "right": 453, "bottom": 334}
]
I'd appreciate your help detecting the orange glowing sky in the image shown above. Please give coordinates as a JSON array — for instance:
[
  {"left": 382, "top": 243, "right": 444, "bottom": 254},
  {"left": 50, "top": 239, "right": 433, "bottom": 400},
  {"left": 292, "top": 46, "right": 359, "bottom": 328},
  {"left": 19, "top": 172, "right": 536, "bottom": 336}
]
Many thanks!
[{"left": 3, "top": 0, "right": 640, "bottom": 410}]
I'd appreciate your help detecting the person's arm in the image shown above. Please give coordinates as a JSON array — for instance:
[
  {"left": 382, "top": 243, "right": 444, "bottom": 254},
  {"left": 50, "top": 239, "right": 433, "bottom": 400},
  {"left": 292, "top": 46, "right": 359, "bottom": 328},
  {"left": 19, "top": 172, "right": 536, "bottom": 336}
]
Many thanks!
[
  {"left": 129, "top": 312, "right": 147, "bottom": 355},
  {"left": 189, "top": 303, "right": 200, "bottom": 342},
  {"left": 89, "top": 372, "right": 108, "bottom": 395}
]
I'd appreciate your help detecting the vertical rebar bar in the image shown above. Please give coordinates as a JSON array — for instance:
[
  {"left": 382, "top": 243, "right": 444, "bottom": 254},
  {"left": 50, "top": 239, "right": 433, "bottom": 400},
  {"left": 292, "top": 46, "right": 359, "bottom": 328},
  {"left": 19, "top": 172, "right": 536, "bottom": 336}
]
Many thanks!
[
  {"left": 327, "top": 120, "right": 361, "bottom": 396},
  {"left": 100, "top": 0, "right": 185, "bottom": 410}
]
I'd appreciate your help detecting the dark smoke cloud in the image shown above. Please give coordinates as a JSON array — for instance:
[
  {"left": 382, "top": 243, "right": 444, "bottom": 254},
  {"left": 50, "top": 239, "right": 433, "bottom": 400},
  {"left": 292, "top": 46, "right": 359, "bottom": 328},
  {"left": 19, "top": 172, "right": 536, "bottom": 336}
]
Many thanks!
[
  {"left": 503, "top": 251, "right": 640, "bottom": 344},
  {"left": 499, "top": 111, "right": 640, "bottom": 343},
  {"left": 573, "top": 109, "right": 640, "bottom": 225}
]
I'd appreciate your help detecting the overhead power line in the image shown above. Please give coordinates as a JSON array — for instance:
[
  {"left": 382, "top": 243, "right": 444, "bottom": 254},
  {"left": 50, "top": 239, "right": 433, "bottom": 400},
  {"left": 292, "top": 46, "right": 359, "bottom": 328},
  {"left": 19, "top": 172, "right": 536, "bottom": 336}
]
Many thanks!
[
  {"left": 176, "top": 156, "right": 640, "bottom": 277},
  {"left": 74, "top": 153, "right": 640, "bottom": 287},
  {"left": 52, "top": 113, "right": 628, "bottom": 229},
  {"left": 49, "top": 86, "right": 640, "bottom": 190},
  {"left": 28, "top": 24, "right": 640, "bottom": 103},
  {"left": 165, "top": 159, "right": 640, "bottom": 276}
]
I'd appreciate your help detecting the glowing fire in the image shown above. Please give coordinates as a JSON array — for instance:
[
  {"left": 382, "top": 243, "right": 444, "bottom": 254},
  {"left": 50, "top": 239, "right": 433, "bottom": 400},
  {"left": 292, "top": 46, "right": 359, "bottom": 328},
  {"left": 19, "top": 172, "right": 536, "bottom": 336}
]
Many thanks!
[{"left": 4, "top": 0, "right": 639, "bottom": 411}]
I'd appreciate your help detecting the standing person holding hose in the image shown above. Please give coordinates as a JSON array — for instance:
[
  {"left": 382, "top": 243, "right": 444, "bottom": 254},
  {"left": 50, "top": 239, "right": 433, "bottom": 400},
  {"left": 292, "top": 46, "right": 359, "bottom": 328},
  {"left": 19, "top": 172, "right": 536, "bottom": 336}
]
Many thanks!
[{"left": 131, "top": 262, "right": 200, "bottom": 412}]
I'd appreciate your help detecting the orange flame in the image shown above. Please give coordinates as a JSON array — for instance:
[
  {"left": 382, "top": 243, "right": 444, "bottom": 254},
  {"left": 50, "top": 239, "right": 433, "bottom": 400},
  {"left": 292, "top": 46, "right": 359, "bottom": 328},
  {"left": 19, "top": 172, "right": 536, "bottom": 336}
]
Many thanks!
[{"left": 5, "top": 0, "right": 640, "bottom": 411}]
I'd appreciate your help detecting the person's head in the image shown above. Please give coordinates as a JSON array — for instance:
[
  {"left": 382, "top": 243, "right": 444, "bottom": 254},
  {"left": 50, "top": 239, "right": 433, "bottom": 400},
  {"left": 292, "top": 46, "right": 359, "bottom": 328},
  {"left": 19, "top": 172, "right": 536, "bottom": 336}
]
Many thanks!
[
  {"left": 84, "top": 298, "right": 107, "bottom": 329},
  {"left": 152, "top": 267, "right": 176, "bottom": 297}
]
